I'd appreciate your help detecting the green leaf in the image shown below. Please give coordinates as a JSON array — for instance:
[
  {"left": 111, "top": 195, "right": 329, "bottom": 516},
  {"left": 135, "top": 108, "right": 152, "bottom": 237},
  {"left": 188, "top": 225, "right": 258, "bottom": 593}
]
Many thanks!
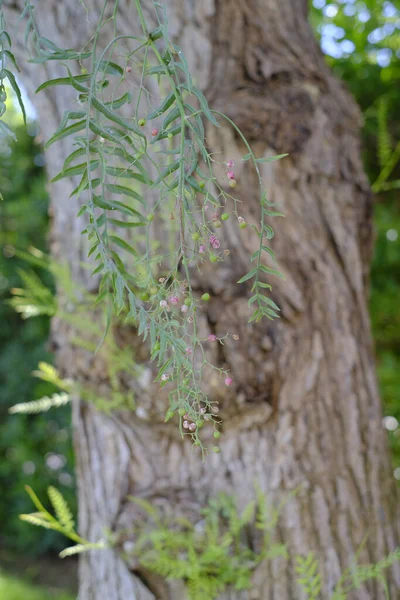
[
  {"left": 149, "top": 26, "right": 164, "bottom": 41},
  {"left": 154, "top": 159, "right": 180, "bottom": 184},
  {"left": 161, "top": 106, "right": 180, "bottom": 130},
  {"left": 257, "top": 281, "right": 272, "bottom": 290},
  {"left": 105, "top": 92, "right": 132, "bottom": 109},
  {"left": 35, "top": 74, "right": 91, "bottom": 94},
  {"left": 55, "top": 111, "right": 86, "bottom": 135},
  {"left": 51, "top": 161, "right": 99, "bottom": 182},
  {"left": 183, "top": 86, "right": 219, "bottom": 127},
  {"left": 3, "top": 69, "right": 26, "bottom": 123},
  {"left": 147, "top": 91, "right": 176, "bottom": 120},
  {"left": 259, "top": 265, "right": 285, "bottom": 278},
  {"left": 45, "top": 120, "right": 86, "bottom": 149},
  {"left": 91, "top": 96, "right": 143, "bottom": 135},
  {"left": 89, "top": 120, "right": 123, "bottom": 146},
  {"left": 108, "top": 218, "right": 146, "bottom": 228},
  {"left": 70, "top": 170, "right": 89, "bottom": 197},
  {"left": 256, "top": 154, "right": 288, "bottom": 163},
  {"left": 20, "top": 514, "right": 57, "bottom": 530},
  {"left": 105, "top": 166, "right": 148, "bottom": 185},
  {"left": 108, "top": 235, "right": 138, "bottom": 256},
  {"left": 237, "top": 268, "right": 257, "bottom": 284},
  {"left": 0, "top": 119, "right": 17, "bottom": 141},
  {"left": 114, "top": 276, "right": 125, "bottom": 314},
  {"left": 105, "top": 183, "right": 146, "bottom": 205},
  {"left": 264, "top": 224, "right": 275, "bottom": 239},
  {"left": 263, "top": 210, "right": 285, "bottom": 218},
  {"left": 93, "top": 195, "right": 144, "bottom": 218},
  {"left": 1, "top": 50, "right": 20, "bottom": 73},
  {"left": 258, "top": 295, "right": 280, "bottom": 311},
  {"left": 24, "top": 485, "right": 48, "bottom": 514},
  {"left": 48, "top": 486, "right": 75, "bottom": 532},
  {"left": 98, "top": 60, "right": 124, "bottom": 76},
  {"left": 62, "top": 147, "right": 86, "bottom": 170},
  {"left": 146, "top": 65, "right": 171, "bottom": 76},
  {"left": 126, "top": 291, "right": 138, "bottom": 322}
]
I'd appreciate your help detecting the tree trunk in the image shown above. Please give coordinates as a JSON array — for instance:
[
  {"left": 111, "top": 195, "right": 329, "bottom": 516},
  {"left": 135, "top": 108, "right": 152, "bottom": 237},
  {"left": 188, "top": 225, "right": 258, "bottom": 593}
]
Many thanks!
[{"left": 4, "top": 0, "right": 400, "bottom": 598}]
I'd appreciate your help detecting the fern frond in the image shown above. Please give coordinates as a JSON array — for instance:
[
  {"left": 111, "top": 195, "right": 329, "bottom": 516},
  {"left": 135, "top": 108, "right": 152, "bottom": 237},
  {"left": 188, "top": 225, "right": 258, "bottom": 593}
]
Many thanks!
[
  {"left": 377, "top": 97, "right": 392, "bottom": 170},
  {"left": 295, "top": 553, "right": 322, "bottom": 600},
  {"left": 9, "top": 392, "right": 70, "bottom": 414},
  {"left": 48, "top": 486, "right": 75, "bottom": 532},
  {"left": 32, "top": 362, "right": 72, "bottom": 390},
  {"left": 20, "top": 513, "right": 59, "bottom": 530},
  {"left": 8, "top": 268, "right": 57, "bottom": 318},
  {"left": 59, "top": 540, "right": 106, "bottom": 558}
]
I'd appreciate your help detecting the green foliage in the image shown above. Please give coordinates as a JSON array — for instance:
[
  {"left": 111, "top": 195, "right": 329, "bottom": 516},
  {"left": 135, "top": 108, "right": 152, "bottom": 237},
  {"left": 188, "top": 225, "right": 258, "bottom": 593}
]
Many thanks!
[
  {"left": 2, "top": 0, "right": 285, "bottom": 448},
  {"left": 20, "top": 485, "right": 105, "bottom": 558},
  {"left": 295, "top": 553, "right": 322, "bottom": 599},
  {"left": 0, "top": 2, "right": 26, "bottom": 138},
  {"left": 0, "top": 571, "right": 74, "bottom": 600},
  {"left": 20, "top": 485, "right": 400, "bottom": 600},
  {"left": 0, "top": 121, "right": 75, "bottom": 556},
  {"left": 310, "top": 0, "right": 400, "bottom": 474}
]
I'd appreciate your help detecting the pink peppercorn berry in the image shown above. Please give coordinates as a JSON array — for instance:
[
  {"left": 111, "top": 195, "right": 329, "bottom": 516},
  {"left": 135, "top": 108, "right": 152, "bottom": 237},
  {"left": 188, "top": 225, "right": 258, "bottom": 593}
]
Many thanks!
[
  {"left": 161, "top": 374, "right": 169, "bottom": 381},
  {"left": 208, "top": 334, "right": 217, "bottom": 342},
  {"left": 199, "top": 245, "right": 205, "bottom": 254},
  {"left": 181, "top": 305, "right": 189, "bottom": 313},
  {"left": 185, "top": 347, "right": 192, "bottom": 355},
  {"left": 227, "top": 159, "right": 234, "bottom": 169},
  {"left": 183, "top": 420, "right": 190, "bottom": 429},
  {"left": 151, "top": 128, "right": 159, "bottom": 137},
  {"left": 160, "top": 300, "right": 168, "bottom": 309},
  {"left": 209, "top": 234, "right": 220, "bottom": 249},
  {"left": 227, "top": 171, "right": 235, "bottom": 180},
  {"left": 225, "top": 377, "right": 233, "bottom": 386},
  {"left": 169, "top": 295, "right": 179, "bottom": 305},
  {"left": 189, "top": 423, "right": 196, "bottom": 432}
]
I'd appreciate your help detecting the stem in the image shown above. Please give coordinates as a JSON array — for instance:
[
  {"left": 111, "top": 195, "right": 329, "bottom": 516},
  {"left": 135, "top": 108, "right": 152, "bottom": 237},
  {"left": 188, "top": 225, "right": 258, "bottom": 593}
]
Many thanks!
[{"left": 134, "top": 0, "right": 148, "bottom": 36}]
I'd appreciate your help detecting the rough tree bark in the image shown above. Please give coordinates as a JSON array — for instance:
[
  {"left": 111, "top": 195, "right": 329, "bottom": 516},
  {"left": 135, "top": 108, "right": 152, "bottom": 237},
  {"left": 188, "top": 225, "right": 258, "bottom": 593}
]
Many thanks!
[{"left": 4, "top": 0, "right": 400, "bottom": 599}]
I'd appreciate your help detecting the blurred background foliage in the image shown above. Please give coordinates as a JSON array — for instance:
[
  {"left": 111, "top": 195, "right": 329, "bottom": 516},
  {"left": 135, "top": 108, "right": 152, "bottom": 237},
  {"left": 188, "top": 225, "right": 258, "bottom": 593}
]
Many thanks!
[
  {"left": 0, "top": 109, "right": 76, "bottom": 558},
  {"left": 0, "top": 0, "right": 398, "bottom": 573},
  {"left": 311, "top": 0, "right": 400, "bottom": 471}
]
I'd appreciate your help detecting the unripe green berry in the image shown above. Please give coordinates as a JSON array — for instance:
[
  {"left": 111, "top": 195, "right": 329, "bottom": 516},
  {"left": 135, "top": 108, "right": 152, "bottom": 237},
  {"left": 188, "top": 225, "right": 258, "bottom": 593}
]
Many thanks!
[
  {"left": 213, "top": 447, "right": 221, "bottom": 453},
  {"left": 153, "top": 342, "right": 160, "bottom": 351},
  {"left": 201, "top": 293, "right": 210, "bottom": 301},
  {"left": 214, "top": 220, "right": 221, "bottom": 228},
  {"left": 147, "top": 213, "right": 154, "bottom": 222},
  {"left": 221, "top": 213, "right": 230, "bottom": 221},
  {"left": 168, "top": 133, "right": 173, "bottom": 139},
  {"left": 209, "top": 254, "right": 217, "bottom": 263},
  {"left": 184, "top": 298, "right": 192, "bottom": 306},
  {"left": 194, "top": 440, "right": 201, "bottom": 446},
  {"left": 229, "top": 179, "right": 237, "bottom": 188},
  {"left": 178, "top": 408, "right": 186, "bottom": 417},
  {"left": 213, "top": 431, "right": 221, "bottom": 439},
  {"left": 192, "top": 232, "right": 200, "bottom": 241},
  {"left": 138, "top": 118, "right": 146, "bottom": 127},
  {"left": 149, "top": 286, "right": 157, "bottom": 295},
  {"left": 199, "top": 181, "right": 206, "bottom": 189},
  {"left": 239, "top": 221, "right": 247, "bottom": 229},
  {"left": 196, "top": 420, "right": 204, "bottom": 428},
  {"left": 140, "top": 292, "right": 150, "bottom": 301}
]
